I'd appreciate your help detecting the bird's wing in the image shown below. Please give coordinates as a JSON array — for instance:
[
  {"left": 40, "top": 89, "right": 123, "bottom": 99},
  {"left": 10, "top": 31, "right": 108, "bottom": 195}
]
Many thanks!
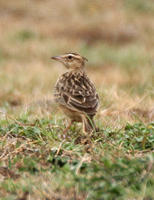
[{"left": 54, "top": 71, "right": 99, "bottom": 116}]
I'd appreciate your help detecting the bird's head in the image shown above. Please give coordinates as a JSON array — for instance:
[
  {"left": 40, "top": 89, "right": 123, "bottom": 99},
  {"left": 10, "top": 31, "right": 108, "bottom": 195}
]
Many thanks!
[{"left": 51, "top": 53, "right": 88, "bottom": 70}]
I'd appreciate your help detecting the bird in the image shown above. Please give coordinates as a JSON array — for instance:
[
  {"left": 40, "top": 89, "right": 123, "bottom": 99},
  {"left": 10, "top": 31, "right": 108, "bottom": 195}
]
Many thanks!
[{"left": 51, "top": 52, "right": 99, "bottom": 134}]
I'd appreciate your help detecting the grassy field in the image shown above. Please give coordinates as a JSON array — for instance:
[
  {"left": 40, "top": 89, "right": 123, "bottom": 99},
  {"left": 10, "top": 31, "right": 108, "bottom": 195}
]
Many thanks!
[{"left": 0, "top": 0, "right": 154, "bottom": 199}]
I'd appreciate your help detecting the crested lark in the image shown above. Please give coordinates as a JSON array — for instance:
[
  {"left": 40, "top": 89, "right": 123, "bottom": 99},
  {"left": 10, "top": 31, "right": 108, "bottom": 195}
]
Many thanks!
[{"left": 51, "top": 53, "right": 99, "bottom": 134}]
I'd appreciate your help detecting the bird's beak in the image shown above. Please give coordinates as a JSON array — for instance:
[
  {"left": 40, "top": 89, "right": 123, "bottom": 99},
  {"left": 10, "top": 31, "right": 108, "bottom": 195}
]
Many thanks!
[{"left": 51, "top": 56, "right": 63, "bottom": 62}]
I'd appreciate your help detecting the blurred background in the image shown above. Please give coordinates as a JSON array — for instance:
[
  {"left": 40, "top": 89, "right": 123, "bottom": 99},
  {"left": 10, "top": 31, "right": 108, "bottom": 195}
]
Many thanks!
[{"left": 0, "top": 0, "right": 153, "bottom": 127}]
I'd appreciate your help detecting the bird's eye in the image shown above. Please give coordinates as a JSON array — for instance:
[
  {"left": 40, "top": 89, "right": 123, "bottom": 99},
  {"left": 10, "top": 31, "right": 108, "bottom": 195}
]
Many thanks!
[{"left": 68, "top": 55, "right": 72, "bottom": 59}]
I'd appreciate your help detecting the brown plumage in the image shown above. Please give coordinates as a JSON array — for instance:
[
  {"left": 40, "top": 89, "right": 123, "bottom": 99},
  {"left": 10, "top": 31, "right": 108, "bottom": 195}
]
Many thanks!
[{"left": 51, "top": 52, "right": 99, "bottom": 134}]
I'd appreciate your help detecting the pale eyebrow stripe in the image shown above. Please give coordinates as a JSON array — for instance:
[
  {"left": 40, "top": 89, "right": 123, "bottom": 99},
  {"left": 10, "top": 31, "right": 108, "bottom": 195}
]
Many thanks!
[{"left": 68, "top": 53, "right": 79, "bottom": 57}]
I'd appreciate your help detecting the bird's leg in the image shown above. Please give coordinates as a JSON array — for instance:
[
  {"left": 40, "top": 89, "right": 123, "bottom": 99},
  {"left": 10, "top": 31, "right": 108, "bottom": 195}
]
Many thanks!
[
  {"left": 63, "top": 120, "right": 74, "bottom": 135},
  {"left": 82, "top": 118, "right": 88, "bottom": 136},
  {"left": 81, "top": 115, "right": 94, "bottom": 151},
  {"left": 82, "top": 115, "right": 96, "bottom": 135}
]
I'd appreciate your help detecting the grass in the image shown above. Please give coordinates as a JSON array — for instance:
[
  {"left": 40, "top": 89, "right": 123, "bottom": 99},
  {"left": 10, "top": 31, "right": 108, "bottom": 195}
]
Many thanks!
[
  {"left": 0, "top": 0, "right": 154, "bottom": 199},
  {"left": 0, "top": 117, "right": 153, "bottom": 199},
  {"left": 124, "top": 0, "right": 154, "bottom": 14}
]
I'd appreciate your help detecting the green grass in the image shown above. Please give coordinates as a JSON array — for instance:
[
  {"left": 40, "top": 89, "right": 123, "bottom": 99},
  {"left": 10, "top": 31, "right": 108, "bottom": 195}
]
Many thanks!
[
  {"left": 14, "top": 30, "right": 36, "bottom": 42},
  {"left": 124, "top": 0, "right": 154, "bottom": 14},
  {"left": 80, "top": 44, "right": 152, "bottom": 70},
  {"left": 0, "top": 117, "right": 153, "bottom": 199}
]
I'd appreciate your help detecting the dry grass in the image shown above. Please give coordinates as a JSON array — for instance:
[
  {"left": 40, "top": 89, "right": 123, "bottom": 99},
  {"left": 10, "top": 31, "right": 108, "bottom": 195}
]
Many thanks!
[{"left": 0, "top": 0, "right": 153, "bottom": 124}]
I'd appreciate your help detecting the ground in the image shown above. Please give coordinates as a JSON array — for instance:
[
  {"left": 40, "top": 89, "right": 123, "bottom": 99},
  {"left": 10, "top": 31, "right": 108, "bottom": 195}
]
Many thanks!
[{"left": 0, "top": 0, "right": 154, "bottom": 199}]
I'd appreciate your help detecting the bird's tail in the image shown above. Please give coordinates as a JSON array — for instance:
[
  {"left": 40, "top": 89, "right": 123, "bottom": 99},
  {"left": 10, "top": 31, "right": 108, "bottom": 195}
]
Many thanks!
[{"left": 82, "top": 115, "right": 97, "bottom": 134}]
